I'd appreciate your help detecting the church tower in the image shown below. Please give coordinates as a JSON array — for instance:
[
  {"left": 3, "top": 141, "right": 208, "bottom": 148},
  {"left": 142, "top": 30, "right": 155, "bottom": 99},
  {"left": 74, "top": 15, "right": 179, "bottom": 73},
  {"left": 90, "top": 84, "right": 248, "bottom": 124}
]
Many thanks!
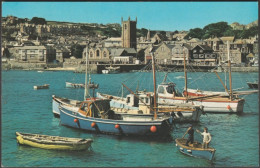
[{"left": 121, "top": 16, "right": 137, "bottom": 49}]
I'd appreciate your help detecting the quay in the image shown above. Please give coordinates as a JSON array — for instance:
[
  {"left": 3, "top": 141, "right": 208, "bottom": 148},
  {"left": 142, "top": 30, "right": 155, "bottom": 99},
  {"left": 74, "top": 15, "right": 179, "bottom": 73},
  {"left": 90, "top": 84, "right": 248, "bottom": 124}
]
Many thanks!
[{"left": 2, "top": 62, "right": 258, "bottom": 73}]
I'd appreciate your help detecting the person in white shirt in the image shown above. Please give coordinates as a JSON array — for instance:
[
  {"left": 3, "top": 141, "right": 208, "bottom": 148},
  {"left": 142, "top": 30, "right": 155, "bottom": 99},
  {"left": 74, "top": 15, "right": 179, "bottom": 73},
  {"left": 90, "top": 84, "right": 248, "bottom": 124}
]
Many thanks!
[{"left": 196, "top": 127, "right": 211, "bottom": 149}]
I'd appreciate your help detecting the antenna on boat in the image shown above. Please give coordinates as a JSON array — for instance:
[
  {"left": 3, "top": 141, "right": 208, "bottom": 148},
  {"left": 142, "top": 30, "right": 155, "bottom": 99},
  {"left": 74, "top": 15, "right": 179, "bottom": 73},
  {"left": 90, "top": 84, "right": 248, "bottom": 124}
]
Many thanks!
[
  {"left": 150, "top": 49, "right": 157, "bottom": 119},
  {"left": 162, "top": 72, "right": 168, "bottom": 84},
  {"left": 227, "top": 41, "right": 233, "bottom": 100}
]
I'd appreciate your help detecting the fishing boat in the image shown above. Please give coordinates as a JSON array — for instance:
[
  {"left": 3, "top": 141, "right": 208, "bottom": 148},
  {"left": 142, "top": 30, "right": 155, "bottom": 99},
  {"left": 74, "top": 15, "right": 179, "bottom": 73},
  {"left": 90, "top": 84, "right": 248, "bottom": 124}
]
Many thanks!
[
  {"left": 158, "top": 43, "right": 245, "bottom": 114},
  {"left": 97, "top": 90, "right": 203, "bottom": 123},
  {"left": 66, "top": 82, "right": 85, "bottom": 88},
  {"left": 59, "top": 98, "right": 172, "bottom": 136},
  {"left": 175, "top": 138, "right": 216, "bottom": 161},
  {"left": 58, "top": 47, "right": 173, "bottom": 137},
  {"left": 33, "top": 84, "right": 49, "bottom": 90},
  {"left": 247, "top": 81, "right": 258, "bottom": 89},
  {"left": 102, "top": 65, "right": 120, "bottom": 74},
  {"left": 16, "top": 132, "right": 93, "bottom": 151}
]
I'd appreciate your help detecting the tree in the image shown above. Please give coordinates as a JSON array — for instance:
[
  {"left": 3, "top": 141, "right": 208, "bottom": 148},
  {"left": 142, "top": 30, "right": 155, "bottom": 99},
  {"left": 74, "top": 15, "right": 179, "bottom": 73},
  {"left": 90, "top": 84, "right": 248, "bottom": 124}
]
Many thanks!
[
  {"left": 202, "top": 22, "right": 230, "bottom": 38},
  {"left": 70, "top": 44, "right": 84, "bottom": 58},
  {"left": 30, "top": 17, "right": 47, "bottom": 25},
  {"left": 184, "top": 28, "right": 204, "bottom": 39}
]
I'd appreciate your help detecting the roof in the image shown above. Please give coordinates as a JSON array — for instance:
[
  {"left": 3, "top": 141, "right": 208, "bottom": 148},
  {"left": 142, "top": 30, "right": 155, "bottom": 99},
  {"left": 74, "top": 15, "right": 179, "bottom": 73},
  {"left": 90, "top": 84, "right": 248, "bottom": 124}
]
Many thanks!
[
  {"left": 246, "top": 53, "right": 254, "bottom": 58},
  {"left": 193, "top": 44, "right": 213, "bottom": 51},
  {"left": 220, "top": 36, "right": 235, "bottom": 42},
  {"left": 234, "top": 39, "right": 247, "bottom": 44},
  {"left": 105, "top": 37, "right": 122, "bottom": 42},
  {"left": 124, "top": 48, "right": 137, "bottom": 54},
  {"left": 17, "top": 45, "right": 46, "bottom": 50},
  {"left": 182, "top": 43, "right": 193, "bottom": 50},
  {"left": 188, "top": 38, "right": 202, "bottom": 42},
  {"left": 164, "top": 43, "right": 175, "bottom": 49}
]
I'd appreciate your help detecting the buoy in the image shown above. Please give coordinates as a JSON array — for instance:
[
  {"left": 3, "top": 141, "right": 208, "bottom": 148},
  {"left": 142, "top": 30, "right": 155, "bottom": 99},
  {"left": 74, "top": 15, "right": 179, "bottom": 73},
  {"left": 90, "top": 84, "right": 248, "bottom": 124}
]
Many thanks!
[
  {"left": 150, "top": 126, "right": 157, "bottom": 133},
  {"left": 227, "top": 105, "right": 231, "bottom": 110},
  {"left": 91, "top": 122, "right": 96, "bottom": 128},
  {"left": 115, "top": 124, "right": 120, "bottom": 129},
  {"left": 74, "top": 118, "right": 78, "bottom": 123}
]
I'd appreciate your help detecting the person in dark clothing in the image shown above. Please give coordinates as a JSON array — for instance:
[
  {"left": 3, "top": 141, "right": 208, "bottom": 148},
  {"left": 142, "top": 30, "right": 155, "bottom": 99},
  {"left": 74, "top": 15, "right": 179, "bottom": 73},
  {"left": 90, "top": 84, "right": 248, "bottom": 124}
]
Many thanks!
[{"left": 183, "top": 125, "right": 194, "bottom": 146}]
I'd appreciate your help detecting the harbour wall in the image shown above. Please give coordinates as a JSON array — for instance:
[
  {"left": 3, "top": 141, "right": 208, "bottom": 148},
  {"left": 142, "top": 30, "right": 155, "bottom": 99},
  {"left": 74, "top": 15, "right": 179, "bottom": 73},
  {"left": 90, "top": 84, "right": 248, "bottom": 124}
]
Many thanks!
[{"left": 1, "top": 62, "right": 258, "bottom": 73}]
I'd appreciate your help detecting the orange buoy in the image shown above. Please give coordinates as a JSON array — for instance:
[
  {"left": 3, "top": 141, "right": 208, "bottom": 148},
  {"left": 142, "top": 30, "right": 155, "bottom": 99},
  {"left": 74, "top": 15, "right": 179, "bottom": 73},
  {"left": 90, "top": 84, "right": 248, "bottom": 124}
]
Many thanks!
[
  {"left": 115, "top": 124, "right": 120, "bottom": 129},
  {"left": 227, "top": 105, "right": 231, "bottom": 110},
  {"left": 74, "top": 118, "right": 78, "bottom": 123},
  {"left": 150, "top": 126, "right": 157, "bottom": 133},
  {"left": 91, "top": 122, "right": 96, "bottom": 128}
]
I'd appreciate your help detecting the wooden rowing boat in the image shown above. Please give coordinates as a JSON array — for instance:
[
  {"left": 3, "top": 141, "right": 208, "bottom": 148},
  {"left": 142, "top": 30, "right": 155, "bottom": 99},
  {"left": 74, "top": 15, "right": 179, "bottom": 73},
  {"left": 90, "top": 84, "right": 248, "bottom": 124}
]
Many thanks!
[
  {"left": 175, "top": 138, "right": 216, "bottom": 161},
  {"left": 16, "top": 132, "right": 93, "bottom": 151}
]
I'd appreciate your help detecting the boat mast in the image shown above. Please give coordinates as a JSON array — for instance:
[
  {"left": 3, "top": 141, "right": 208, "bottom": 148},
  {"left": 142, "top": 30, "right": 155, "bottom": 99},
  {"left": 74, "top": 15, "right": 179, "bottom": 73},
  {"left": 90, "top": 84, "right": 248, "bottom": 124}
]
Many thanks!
[
  {"left": 151, "top": 50, "right": 157, "bottom": 119},
  {"left": 227, "top": 41, "right": 233, "bottom": 100},
  {"left": 84, "top": 46, "right": 89, "bottom": 100},
  {"left": 183, "top": 50, "right": 188, "bottom": 99}
]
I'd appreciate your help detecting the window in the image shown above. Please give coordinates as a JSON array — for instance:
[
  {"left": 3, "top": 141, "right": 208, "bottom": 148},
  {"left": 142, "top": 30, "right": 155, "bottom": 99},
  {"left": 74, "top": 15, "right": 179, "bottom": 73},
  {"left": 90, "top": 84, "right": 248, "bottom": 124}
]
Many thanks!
[
  {"left": 103, "top": 51, "right": 107, "bottom": 57},
  {"left": 90, "top": 51, "right": 93, "bottom": 57},
  {"left": 161, "top": 47, "right": 164, "bottom": 52},
  {"left": 199, "top": 49, "right": 203, "bottom": 53},
  {"left": 166, "top": 86, "right": 175, "bottom": 94},
  {"left": 193, "top": 54, "right": 198, "bottom": 58},
  {"left": 124, "top": 24, "right": 127, "bottom": 29},
  {"left": 193, "top": 50, "right": 197, "bottom": 53},
  {"left": 126, "top": 97, "right": 130, "bottom": 103},
  {"left": 158, "top": 86, "right": 165, "bottom": 94},
  {"left": 96, "top": 50, "right": 100, "bottom": 57},
  {"left": 199, "top": 54, "right": 204, "bottom": 58}
]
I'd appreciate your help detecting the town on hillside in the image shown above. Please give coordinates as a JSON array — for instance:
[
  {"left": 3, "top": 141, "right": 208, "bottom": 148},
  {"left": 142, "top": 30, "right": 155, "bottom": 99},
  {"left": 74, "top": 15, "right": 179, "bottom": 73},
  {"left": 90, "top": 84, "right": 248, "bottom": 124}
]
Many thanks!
[{"left": 1, "top": 15, "right": 259, "bottom": 72}]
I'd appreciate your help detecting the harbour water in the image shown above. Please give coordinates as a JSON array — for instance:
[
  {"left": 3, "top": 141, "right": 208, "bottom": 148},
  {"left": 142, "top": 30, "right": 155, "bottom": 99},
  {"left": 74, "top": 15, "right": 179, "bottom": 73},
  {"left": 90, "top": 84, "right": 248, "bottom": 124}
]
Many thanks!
[{"left": 1, "top": 70, "right": 259, "bottom": 167}]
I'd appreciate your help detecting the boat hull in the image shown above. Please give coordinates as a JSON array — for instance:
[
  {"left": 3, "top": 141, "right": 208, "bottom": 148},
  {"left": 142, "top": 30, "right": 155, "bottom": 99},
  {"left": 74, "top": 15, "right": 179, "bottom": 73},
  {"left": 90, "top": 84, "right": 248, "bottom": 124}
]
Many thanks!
[
  {"left": 175, "top": 138, "right": 216, "bottom": 161},
  {"left": 158, "top": 96, "right": 245, "bottom": 113},
  {"left": 59, "top": 105, "right": 173, "bottom": 137},
  {"left": 247, "top": 82, "right": 258, "bottom": 89},
  {"left": 66, "top": 82, "right": 85, "bottom": 88},
  {"left": 16, "top": 132, "right": 93, "bottom": 151}
]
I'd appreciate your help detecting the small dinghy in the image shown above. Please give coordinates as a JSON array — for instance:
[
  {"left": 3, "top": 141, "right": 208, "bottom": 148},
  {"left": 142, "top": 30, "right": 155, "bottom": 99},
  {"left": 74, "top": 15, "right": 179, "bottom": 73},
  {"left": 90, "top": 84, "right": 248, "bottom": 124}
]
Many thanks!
[
  {"left": 16, "top": 132, "right": 93, "bottom": 151},
  {"left": 175, "top": 138, "right": 216, "bottom": 160},
  {"left": 34, "top": 84, "right": 49, "bottom": 90},
  {"left": 66, "top": 82, "right": 85, "bottom": 88}
]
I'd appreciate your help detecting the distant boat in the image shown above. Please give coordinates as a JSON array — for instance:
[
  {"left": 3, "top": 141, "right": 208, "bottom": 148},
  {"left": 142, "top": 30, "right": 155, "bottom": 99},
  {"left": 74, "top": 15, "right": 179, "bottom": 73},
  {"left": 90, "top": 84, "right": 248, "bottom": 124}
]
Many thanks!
[
  {"left": 37, "top": 71, "right": 44, "bottom": 73},
  {"left": 247, "top": 81, "right": 258, "bottom": 89},
  {"left": 175, "top": 138, "right": 216, "bottom": 161},
  {"left": 34, "top": 84, "right": 49, "bottom": 90},
  {"left": 66, "top": 82, "right": 85, "bottom": 88},
  {"left": 16, "top": 132, "right": 93, "bottom": 151},
  {"left": 102, "top": 65, "right": 120, "bottom": 74}
]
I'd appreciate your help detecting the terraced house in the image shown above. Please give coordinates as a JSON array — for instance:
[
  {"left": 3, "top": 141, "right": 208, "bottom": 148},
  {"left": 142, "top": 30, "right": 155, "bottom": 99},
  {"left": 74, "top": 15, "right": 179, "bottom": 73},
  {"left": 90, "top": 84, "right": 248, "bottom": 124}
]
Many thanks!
[{"left": 17, "top": 45, "right": 55, "bottom": 63}]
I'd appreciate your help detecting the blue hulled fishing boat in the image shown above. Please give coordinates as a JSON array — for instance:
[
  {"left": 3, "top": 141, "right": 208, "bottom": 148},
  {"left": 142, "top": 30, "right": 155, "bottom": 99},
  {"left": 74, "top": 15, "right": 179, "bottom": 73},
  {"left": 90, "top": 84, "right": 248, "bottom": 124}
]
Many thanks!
[
  {"left": 175, "top": 138, "right": 216, "bottom": 161},
  {"left": 59, "top": 99, "right": 172, "bottom": 136}
]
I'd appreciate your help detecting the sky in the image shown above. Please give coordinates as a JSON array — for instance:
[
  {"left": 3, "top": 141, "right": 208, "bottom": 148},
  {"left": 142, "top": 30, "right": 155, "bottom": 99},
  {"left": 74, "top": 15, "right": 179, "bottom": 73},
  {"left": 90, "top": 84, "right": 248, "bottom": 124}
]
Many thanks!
[{"left": 2, "top": 2, "right": 258, "bottom": 31}]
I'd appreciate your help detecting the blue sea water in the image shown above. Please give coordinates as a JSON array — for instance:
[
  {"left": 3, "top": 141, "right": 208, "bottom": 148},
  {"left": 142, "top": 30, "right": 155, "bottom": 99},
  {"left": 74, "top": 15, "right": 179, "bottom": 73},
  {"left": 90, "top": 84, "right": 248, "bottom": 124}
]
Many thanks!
[{"left": 1, "top": 70, "right": 259, "bottom": 167}]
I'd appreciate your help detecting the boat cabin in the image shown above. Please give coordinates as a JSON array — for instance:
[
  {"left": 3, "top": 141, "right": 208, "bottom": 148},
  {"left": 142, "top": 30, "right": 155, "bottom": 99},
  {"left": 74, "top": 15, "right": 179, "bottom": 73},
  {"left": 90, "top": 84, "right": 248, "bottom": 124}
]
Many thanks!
[
  {"left": 157, "top": 83, "right": 182, "bottom": 97},
  {"left": 125, "top": 92, "right": 155, "bottom": 114}
]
